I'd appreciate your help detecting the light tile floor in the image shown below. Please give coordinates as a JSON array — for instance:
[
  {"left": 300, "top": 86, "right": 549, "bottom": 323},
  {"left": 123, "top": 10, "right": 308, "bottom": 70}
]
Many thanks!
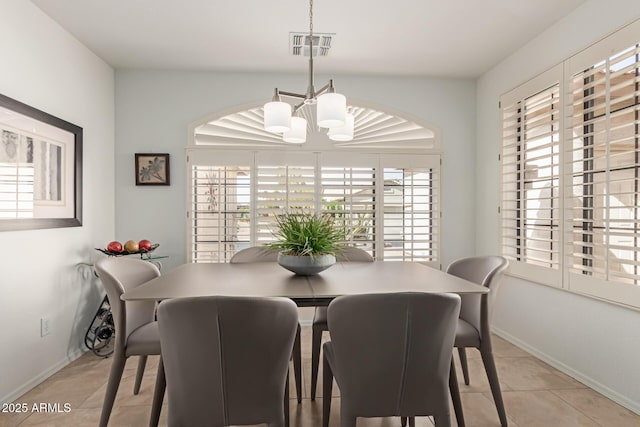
[{"left": 1, "top": 327, "right": 638, "bottom": 427}]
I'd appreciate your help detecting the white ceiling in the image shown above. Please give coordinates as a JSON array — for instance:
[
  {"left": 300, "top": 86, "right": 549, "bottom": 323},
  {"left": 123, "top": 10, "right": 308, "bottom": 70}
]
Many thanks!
[{"left": 31, "top": 0, "right": 586, "bottom": 78}]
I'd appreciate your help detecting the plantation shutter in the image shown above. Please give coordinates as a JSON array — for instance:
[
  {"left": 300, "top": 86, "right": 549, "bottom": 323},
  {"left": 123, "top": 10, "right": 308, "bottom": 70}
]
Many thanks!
[
  {"left": 500, "top": 66, "right": 562, "bottom": 285},
  {"left": 187, "top": 150, "right": 441, "bottom": 267},
  {"left": 254, "top": 152, "right": 316, "bottom": 244},
  {"left": 187, "top": 152, "right": 251, "bottom": 263},
  {"left": 566, "top": 33, "right": 640, "bottom": 306},
  {"left": 320, "top": 166, "right": 376, "bottom": 255},
  {"left": 320, "top": 153, "right": 378, "bottom": 258},
  {"left": 381, "top": 155, "right": 440, "bottom": 264}
]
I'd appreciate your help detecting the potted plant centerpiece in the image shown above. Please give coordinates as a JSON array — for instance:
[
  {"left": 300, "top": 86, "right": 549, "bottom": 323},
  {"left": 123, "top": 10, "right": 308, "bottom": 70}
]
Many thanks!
[{"left": 267, "top": 212, "right": 343, "bottom": 275}]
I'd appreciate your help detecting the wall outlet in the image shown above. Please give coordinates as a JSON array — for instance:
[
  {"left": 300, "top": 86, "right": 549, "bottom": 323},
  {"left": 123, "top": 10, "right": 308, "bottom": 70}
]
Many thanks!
[{"left": 40, "top": 318, "right": 50, "bottom": 337}]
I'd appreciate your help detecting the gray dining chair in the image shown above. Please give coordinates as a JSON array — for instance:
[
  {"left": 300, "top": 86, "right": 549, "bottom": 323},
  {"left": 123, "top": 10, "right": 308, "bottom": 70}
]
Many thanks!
[
  {"left": 447, "top": 255, "right": 509, "bottom": 427},
  {"left": 229, "top": 246, "right": 280, "bottom": 263},
  {"left": 310, "top": 246, "right": 374, "bottom": 401},
  {"left": 322, "top": 292, "right": 461, "bottom": 427},
  {"left": 154, "top": 296, "right": 299, "bottom": 427},
  {"left": 229, "top": 246, "right": 303, "bottom": 405},
  {"left": 94, "top": 257, "right": 161, "bottom": 427}
]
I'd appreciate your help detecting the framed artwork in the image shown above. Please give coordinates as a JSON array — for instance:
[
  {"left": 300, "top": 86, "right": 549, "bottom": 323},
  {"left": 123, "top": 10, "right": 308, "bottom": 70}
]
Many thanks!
[
  {"left": 135, "top": 153, "right": 170, "bottom": 186},
  {"left": 0, "top": 93, "right": 83, "bottom": 232}
]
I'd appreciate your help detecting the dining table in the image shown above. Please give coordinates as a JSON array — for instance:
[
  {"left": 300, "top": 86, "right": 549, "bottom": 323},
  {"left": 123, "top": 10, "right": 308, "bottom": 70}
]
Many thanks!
[
  {"left": 121, "top": 260, "right": 489, "bottom": 303},
  {"left": 124, "top": 260, "right": 485, "bottom": 427}
]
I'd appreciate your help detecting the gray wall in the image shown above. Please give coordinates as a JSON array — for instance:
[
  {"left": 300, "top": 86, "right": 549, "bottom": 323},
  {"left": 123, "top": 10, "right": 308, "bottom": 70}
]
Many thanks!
[
  {"left": 115, "top": 70, "right": 477, "bottom": 271},
  {"left": 476, "top": 0, "right": 640, "bottom": 412},
  {"left": 0, "top": 0, "right": 115, "bottom": 403}
]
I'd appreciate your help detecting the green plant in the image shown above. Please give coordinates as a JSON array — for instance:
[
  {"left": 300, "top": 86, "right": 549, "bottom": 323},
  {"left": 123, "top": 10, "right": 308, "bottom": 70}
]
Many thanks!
[{"left": 267, "top": 212, "right": 344, "bottom": 257}]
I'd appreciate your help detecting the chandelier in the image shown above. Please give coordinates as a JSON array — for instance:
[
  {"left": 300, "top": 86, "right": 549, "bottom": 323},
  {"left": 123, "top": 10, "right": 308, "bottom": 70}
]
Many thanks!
[{"left": 263, "top": 0, "right": 353, "bottom": 144}]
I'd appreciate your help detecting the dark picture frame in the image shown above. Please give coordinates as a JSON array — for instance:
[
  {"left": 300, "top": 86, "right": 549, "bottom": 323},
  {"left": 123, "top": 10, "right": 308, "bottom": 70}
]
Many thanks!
[
  {"left": 0, "top": 93, "right": 83, "bottom": 232},
  {"left": 135, "top": 153, "right": 170, "bottom": 186}
]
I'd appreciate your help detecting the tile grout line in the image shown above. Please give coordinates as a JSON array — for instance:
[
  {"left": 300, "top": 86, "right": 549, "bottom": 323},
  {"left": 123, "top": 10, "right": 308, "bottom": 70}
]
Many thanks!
[{"left": 548, "top": 389, "right": 607, "bottom": 427}]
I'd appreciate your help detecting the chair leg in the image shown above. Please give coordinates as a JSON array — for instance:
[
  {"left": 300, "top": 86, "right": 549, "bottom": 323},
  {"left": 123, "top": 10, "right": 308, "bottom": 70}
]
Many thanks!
[
  {"left": 148, "top": 357, "right": 165, "bottom": 427},
  {"left": 480, "top": 346, "right": 508, "bottom": 427},
  {"left": 134, "top": 355, "right": 148, "bottom": 395},
  {"left": 99, "top": 353, "right": 127, "bottom": 427},
  {"left": 457, "top": 347, "right": 470, "bottom": 385},
  {"left": 285, "top": 371, "right": 290, "bottom": 427},
  {"left": 293, "top": 324, "right": 302, "bottom": 404},
  {"left": 400, "top": 416, "right": 416, "bottom": 426},
  {"left": 449, "top": 359, "right": 465, "bottom": 427},
  {"left": 311, "top": 324, "right": 323, "bottom": 400},
  {"left": 322, "top": 354, "right": 334, "bottom": 427}
]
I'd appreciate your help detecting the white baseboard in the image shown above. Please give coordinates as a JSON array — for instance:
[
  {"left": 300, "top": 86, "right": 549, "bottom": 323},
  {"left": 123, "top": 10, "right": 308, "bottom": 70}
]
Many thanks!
[
  {"left": 0, "top": 348, "right": 86, "bottom": 406},
  {"left": 492, "top": 327, "right": 640, "bottom": 415}
]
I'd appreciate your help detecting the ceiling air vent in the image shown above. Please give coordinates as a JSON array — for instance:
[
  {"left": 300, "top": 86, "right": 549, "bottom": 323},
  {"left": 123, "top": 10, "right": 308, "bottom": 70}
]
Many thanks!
[{"left": 290, "top": 32, "right": 334, "bottom": 57}]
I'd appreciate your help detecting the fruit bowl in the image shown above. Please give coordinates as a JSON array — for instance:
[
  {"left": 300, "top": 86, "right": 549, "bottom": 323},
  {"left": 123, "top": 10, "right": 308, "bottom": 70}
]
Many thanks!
[{"left": 96, "top": 243, "right": 159, "bottom": 257}]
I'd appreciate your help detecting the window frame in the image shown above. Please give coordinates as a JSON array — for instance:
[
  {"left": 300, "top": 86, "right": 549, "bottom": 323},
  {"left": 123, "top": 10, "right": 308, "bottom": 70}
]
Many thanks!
[
  {"left": 500, "top": 19, "right": 640, "bottom": 309},
  {"left": 500, "top": 64, "right": 564, "bottom": 288}
]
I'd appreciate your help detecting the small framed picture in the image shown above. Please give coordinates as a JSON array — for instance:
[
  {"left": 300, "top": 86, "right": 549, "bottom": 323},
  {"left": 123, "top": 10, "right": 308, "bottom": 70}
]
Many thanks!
[{"left": 135, "top": 153, "right": 170, "bottom": 186}]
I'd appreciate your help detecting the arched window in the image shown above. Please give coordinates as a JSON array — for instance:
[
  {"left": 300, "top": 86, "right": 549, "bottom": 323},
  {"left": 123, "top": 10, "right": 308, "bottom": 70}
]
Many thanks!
[{"left": 186, "top": 102, "right": 441, "bottom": 265}]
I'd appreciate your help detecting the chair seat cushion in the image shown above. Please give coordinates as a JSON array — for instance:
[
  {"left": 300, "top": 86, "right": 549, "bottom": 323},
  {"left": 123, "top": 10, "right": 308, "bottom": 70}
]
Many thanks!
[
  {"left": 126, "top": 322, "right": 161, "bottom": 356},
  {"left": 455, "top": 318, "right": 480, "bottom": 348},
  {"left": 313, "top": 306, "right": 328, "bottom": 326}
]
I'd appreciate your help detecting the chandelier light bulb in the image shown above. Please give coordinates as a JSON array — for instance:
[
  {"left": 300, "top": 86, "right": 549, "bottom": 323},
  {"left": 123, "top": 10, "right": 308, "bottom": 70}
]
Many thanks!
[
  {"left": 317, "top": 92, "right": 346, "bottom": 128},
  {"left": 328, "top": 113, "right": 354, "bottom": 142},
  {"left": 283, "top": 116, "right": 307, "bottom": 144},
  {"left": 264, "top": 101, "right": 292, "bottom": 133}
]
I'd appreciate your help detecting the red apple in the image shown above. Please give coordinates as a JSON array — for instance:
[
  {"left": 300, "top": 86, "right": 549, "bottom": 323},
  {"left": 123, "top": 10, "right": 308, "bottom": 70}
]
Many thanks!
[
  {"left": 124, "top": 240, "right": 139, "bottom": 252},
  {"left": 138, "top": 239, "right": 152, "bottom": 251},
  {"left": 107, "top": 241, "right": 122, "bottom": 253}
]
